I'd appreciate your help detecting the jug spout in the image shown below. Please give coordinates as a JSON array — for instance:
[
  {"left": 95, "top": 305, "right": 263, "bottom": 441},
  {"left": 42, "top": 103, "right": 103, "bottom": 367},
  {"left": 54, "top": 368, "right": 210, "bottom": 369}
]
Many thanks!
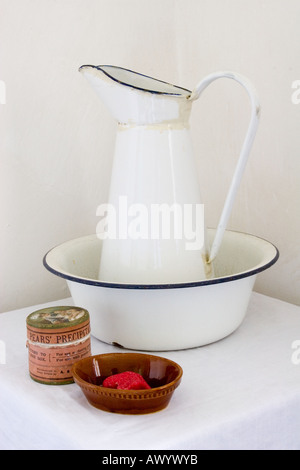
[{"left": 79, "top": 65, "right": 192, "bottom": 126}]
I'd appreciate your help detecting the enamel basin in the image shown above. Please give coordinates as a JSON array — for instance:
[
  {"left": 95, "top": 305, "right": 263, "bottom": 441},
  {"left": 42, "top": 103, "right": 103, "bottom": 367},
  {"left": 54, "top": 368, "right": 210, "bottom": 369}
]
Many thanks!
[{"left": 43, "top": 229, "right": 279, "bottom": 351}]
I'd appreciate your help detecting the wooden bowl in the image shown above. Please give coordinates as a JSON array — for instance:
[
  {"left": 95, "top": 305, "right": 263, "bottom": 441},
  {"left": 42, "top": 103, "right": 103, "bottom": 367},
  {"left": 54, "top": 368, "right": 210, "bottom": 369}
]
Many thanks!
[{"left": 72, "top": 352, "right": 183, "bottom": 414}]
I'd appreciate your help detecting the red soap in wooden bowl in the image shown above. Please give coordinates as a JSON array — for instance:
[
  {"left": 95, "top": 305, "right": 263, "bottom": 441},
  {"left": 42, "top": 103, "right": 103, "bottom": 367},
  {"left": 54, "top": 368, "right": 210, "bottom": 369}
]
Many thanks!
[
  {"left": 72, "top": 352, "right": 183, "bottom": 414},
  {"left": 102, "top": 371, "right": 151, "bottom": 390}
]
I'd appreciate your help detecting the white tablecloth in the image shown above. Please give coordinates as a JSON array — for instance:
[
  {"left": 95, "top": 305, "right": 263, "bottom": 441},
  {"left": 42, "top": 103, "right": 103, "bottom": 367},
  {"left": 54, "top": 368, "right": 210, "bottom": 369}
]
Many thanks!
[{"left": 0, "top": 292, "right": 299, "bottom": 450}]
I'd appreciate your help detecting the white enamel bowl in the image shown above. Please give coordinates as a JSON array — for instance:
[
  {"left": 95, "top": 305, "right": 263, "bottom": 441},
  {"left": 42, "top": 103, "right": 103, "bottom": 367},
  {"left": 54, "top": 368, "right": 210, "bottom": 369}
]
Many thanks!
[{"left": 44, "top": 229, "right": 278, "bottom": 351}]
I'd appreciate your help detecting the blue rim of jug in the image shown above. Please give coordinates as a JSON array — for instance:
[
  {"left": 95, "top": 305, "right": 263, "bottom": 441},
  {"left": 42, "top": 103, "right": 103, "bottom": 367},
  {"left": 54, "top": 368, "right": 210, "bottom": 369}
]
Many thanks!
[
  {"left": 79, "top": 64, "right": 192, "bottom": 97},
  {"left": 43, "top": 235, "right": 279, "bottom": 290}
]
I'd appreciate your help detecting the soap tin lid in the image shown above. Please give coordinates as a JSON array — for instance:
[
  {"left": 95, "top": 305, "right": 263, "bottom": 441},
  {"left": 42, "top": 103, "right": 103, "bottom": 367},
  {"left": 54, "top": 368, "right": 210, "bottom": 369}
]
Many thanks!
[{"left": 26, "top": 306, "right": 90, "bottom": 330}]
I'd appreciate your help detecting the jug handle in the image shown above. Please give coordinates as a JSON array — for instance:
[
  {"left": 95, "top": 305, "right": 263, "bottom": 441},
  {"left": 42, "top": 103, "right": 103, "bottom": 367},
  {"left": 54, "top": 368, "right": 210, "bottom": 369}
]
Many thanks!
[{"left": 188, "top": 71, "right": 260, "bottom": 263}]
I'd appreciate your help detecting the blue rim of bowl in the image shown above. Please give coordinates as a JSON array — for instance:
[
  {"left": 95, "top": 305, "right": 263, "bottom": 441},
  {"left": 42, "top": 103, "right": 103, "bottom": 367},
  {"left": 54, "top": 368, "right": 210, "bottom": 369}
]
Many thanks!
[
  {"left": 43, "top": 232, "right": 279, "bottom": 290},
  {"left": 79, "top": 64, "right": 192, "bottom": 97}
]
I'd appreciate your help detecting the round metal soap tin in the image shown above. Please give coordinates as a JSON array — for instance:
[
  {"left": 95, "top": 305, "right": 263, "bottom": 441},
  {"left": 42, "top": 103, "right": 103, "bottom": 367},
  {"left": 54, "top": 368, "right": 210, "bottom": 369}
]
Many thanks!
[{"left": 26, "top": 306, "right": 91, "bottom": 385}]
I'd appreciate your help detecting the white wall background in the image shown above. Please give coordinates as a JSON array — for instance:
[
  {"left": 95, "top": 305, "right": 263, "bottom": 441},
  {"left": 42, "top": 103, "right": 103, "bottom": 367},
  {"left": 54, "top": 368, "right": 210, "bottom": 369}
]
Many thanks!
[{"left": 1, "top": 0, "right": 299, "bottom": 313}]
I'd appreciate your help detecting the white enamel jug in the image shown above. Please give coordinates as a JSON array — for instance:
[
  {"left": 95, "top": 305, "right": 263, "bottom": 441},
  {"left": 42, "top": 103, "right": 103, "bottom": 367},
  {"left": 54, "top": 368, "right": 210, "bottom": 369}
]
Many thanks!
[{"left": 79, "top": 65, "right": 260, "bottom": 284}]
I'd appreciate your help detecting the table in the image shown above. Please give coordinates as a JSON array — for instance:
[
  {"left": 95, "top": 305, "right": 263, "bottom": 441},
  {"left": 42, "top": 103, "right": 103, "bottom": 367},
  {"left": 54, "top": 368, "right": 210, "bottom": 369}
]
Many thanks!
[{"left": 0, "top": 292, "right": 299, "bottom": 450}]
